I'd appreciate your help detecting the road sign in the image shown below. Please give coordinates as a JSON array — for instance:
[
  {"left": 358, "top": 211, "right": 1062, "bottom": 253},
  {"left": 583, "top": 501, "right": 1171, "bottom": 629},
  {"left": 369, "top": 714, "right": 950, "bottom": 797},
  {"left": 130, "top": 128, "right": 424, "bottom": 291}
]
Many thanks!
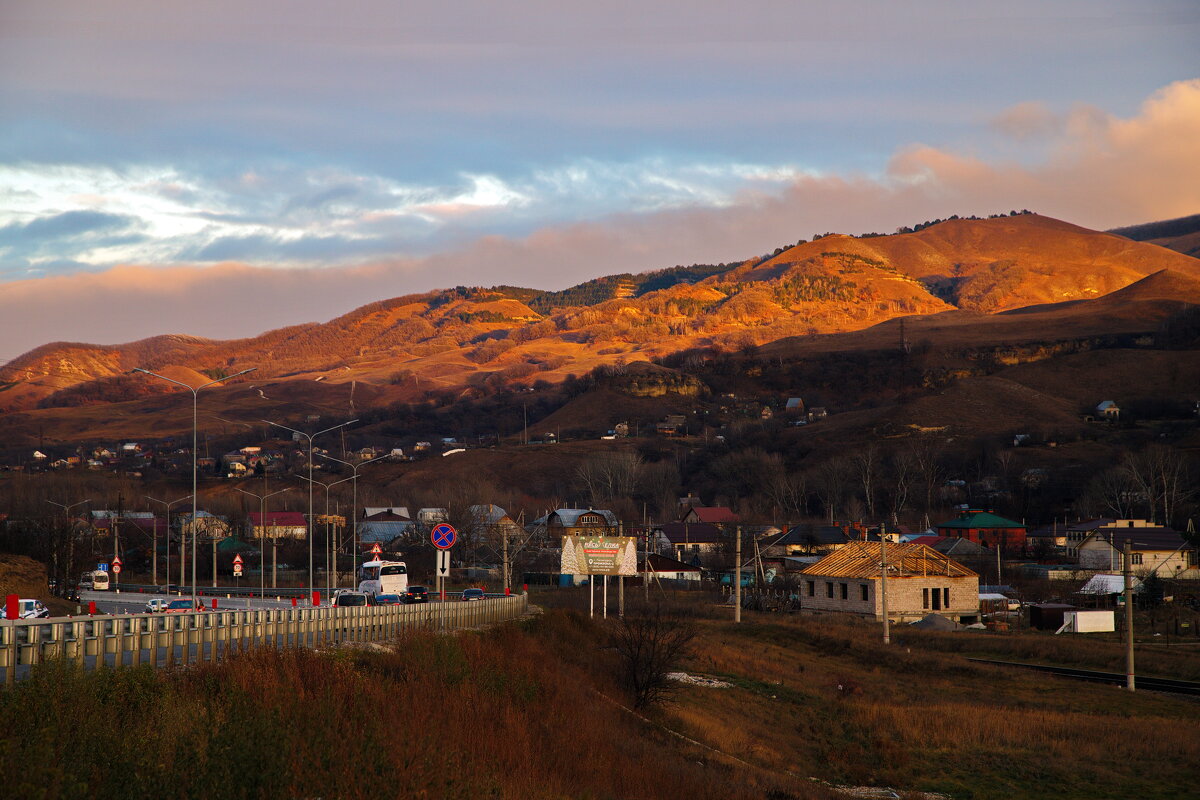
[
  {"left": 112, "top": 556, "right": 123, "bottom": 566},
  {"left": 112, "top": 564, "right": 122, "bottom": 575},
  {"left": 233, "top": 555, "right": 244, "bottom": 565},
  {"left": 233, "top": 554, "right": 244, "bottom": 577},
  {"left": 97, "top": 562, "right": 109, "bottom": 572},
  {"left": 370, "top": 543, "right": 382, "bottom": 556},
  {"left": 437, "top": 549, "right": 450, "bottom": 577},
  {"left": 431, "top": 523, "right": 457, "bottom": 550}
]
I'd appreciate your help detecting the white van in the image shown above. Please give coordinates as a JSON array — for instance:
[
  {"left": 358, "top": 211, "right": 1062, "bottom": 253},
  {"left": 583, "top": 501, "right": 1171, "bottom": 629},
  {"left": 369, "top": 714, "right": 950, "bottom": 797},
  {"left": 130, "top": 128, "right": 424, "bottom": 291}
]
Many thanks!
[
  {"left": 80, "top": 570, "right": 111, "bottom": 591},
  {"left": 17, "top": 599, "right": 49, "bottom": 619}
]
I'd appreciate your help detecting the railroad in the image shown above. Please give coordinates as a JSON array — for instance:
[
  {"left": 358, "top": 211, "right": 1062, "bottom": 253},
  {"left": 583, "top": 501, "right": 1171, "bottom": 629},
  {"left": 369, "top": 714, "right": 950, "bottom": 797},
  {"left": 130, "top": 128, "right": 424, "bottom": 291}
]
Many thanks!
[{"left": 967, "top": 658, "right": 1200, "bottom": 696}]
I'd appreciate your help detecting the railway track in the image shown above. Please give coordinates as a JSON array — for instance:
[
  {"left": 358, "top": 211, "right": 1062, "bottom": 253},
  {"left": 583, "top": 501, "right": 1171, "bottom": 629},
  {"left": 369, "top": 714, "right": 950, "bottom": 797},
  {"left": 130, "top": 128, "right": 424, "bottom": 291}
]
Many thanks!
[{"left": 967, "top": 658, "right": 1200, "bottom": 695}]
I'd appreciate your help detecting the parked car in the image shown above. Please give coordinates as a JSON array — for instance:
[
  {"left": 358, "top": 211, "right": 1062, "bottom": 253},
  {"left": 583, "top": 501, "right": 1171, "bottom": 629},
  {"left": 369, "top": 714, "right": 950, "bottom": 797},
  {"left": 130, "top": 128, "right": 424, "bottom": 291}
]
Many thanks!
[
  {"left": 17, "top": 599, "right": 49, "bottom": 619},
  {"left": 144, "top": 598, "right": 171, "bottom": 613},
  {"left": 164, "top": 599, "right": 207, "bottom": 613},
  {"left": 401, "top": 585, "right": 429, "bottom": 604},
  {"left": 461, "top": 588, "right": 485, "bottom": 602},
  {"left": 374, "top": 594, "right": 403, "bottom": 605}
]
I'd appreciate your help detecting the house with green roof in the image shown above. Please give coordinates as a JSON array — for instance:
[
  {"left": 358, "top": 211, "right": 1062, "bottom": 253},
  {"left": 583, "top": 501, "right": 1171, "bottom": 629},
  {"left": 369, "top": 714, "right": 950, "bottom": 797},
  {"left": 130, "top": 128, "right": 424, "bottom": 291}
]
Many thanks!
[{"left": 935, "top": 510, "right": 1027, "bottom": 552}]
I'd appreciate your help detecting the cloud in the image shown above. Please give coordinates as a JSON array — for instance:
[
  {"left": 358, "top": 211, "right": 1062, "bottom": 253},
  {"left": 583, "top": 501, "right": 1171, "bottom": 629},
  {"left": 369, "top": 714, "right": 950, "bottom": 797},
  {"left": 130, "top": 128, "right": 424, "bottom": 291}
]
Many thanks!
[{"left": 1, "top": 79, "right": 1198, "bottom": 362}]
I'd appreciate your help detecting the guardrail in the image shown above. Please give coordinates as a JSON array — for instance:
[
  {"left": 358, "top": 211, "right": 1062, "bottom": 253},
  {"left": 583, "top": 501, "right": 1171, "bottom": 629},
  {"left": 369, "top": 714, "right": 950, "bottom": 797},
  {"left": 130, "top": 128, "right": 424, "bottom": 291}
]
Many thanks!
[{"left": 1, "top": 594, "right": 528, "bottom": 685}]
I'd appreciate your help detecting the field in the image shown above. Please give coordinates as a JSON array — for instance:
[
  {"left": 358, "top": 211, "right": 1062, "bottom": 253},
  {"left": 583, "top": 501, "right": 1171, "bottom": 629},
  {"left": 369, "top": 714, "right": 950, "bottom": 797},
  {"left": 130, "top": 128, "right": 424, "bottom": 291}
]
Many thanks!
[{"left": 3, "top": 593, "right": 1198, "bottom": 800}]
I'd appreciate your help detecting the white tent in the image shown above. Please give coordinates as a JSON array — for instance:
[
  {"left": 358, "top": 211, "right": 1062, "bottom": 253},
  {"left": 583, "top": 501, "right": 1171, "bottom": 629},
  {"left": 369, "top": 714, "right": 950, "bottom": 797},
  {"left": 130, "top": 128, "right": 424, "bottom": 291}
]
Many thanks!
[{"left": 1078, "top": 573, "right": 1141, "bottom": 595}]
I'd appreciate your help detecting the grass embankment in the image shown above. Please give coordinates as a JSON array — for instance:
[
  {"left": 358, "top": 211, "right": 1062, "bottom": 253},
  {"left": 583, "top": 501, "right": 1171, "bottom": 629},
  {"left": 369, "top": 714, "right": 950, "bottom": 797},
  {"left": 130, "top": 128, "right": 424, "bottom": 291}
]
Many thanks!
[
  {"left": 0, "top": 610, "right": 830, "bottom": 800},
  {"left": 3, "top": 597, "right": 1198, "bottom": 800}
]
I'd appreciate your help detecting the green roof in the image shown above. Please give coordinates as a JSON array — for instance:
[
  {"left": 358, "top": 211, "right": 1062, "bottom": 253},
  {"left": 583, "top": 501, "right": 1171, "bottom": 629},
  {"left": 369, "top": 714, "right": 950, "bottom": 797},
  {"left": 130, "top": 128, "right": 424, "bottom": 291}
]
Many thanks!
[
  {"left": 217, "top": 536, "right": 260, "bottom": 554},
  {"left": 936, "top": 511, "right": 1024, "bottom": 530}
]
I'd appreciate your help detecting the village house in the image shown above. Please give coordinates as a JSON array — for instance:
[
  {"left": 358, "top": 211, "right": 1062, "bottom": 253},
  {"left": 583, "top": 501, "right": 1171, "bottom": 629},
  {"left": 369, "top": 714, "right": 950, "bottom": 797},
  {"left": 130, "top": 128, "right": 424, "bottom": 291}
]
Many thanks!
[
  {"left": 801, "top": 542, "right": 980, "bottom": 624},
  {"left": 640, "top": 553, "right": 703, "bottom": 583},
  {"left": 679, "top": 505, "right": 739, "bottom": 525},
  {"left": 544, "top": 508, "right": 619, "bottom": 538},
  {"left": 358, "top": 510, "right": 414, "bottom": 544},
  {"left": 935, "top": 509, "right": 1027, "bottom": 551},
  {"left": 1077, "top": 526, "right": 1198, "bottom": 576},
  {"left": 1063, "top": 518, "right": 1152, "bottom": 559},
  {"left": 764, "top": 525, "right": 853, "bottom": 556},
  {"left": 1096, "top": 400, "right": 1120, "bottom": 421},
  {"left": 653, "top": 522, "right": 725, "bottom": 563},
  {"left": 247, "top": 511, "right": 307, "bottom": 540}
]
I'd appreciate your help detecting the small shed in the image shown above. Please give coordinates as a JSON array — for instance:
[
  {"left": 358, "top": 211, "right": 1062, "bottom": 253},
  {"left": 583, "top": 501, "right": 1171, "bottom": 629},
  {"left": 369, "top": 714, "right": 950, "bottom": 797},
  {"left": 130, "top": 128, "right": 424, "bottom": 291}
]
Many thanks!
[{"left": 1029, "top": 603, "right": 1076, "bottom": 631}]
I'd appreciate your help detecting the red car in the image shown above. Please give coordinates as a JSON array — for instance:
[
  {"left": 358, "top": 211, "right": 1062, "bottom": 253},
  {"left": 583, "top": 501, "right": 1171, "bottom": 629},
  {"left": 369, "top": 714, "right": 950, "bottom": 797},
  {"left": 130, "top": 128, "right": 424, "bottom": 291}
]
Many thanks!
[{"left": 164, "top": 599, "right": 208, "bottom": 612}]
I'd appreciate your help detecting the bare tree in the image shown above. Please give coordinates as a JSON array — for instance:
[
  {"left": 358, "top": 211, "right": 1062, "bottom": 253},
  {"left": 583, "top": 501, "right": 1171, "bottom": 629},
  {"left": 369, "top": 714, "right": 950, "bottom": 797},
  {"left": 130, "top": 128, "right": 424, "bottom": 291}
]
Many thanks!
[
  {"left": 888, "top": 449, "right": 917, "bottom": 522},
  {"left": 607, "top": 604, "right": 697, "bottom": 710},
  {"left": 853, "top": 443, "right": 880, "bottom": 519},
  {"left": 816, "top": 455, "right": 854, "bottom": 523},
  {"left": 1125, "top": 445, "right": 1192, "bottom": 525}
]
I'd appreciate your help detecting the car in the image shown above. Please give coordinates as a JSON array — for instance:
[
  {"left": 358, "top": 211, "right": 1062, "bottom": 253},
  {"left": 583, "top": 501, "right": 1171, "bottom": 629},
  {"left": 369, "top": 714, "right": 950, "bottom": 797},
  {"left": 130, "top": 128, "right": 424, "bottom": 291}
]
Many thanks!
[
  {"left": 401, "top": 585, "right": 429, "bottom": 604},
  {"left": 164, "top": 599, "right": 207, "bottom": 613},
  {"left": 374, "top": 594, "right": 403, "bottom": 605},
  {"left": 144, "top": 598, "right": 172, "bottom": 613},
  {"left": 461, "top": 588, "right": 485, "bottom": 602},
  {"left": 16, "top": 599, "right": 50, "bottom": 619},
  {"left": 333, "top": 591, "right": 375, "bottom": 608}
]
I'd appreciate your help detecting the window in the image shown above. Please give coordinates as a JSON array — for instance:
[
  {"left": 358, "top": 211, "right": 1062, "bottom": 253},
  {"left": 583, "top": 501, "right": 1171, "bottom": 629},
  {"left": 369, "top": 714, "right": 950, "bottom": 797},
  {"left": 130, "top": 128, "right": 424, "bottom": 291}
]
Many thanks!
[
  {"left": 922, "top": 588, "right": 929, "bottom": 609},
  {"left": 931, "top": 588, "right": 941, "bottom": 611},
  {"left": 944, "top": 587, "right": 951, "bottom": 607},
  {"left": 806, "top": 580, "right": 815, "bottom": 597},
  {"left": 840, "top": 583, "right": 848, "bottom": 600},
  {"left": 1131, "top": 553, "right": 1143, "bottom": 565},
  {"left": 826, "top": 582, "right": 834, "bottom": 598},
  {"left": 860, "top": 584, "right": 869, "bottom": 602}
]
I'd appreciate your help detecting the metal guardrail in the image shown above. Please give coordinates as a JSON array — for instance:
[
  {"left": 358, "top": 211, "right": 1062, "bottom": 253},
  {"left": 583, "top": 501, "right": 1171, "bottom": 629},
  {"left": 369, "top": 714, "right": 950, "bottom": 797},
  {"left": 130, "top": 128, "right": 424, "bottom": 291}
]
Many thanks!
[{"left": 1, "top": 594, "right": 529, "bottom": 685}]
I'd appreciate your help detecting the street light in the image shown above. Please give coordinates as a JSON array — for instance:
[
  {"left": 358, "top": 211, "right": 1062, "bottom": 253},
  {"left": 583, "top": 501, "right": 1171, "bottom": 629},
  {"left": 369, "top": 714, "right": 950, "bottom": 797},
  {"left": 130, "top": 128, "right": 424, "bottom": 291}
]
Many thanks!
[
  {"left": 145, "top": 494, "right": 192, "bottom": 590},
  {"left": 296, "top": 473, "right": 354, "bottom": 593},
  {"left": 46, "top": 498, "right": 90, "bottom": 591},
  {"left": 236, "top": 486, "right": 291, "bottom": 593},
  {"left": 135, "top": 366, "right": 256, "bottom": 607},
  {"left": 263, "top": 418, "right": 358, "bottom": 594},
  {"left": 317, "top": 451, "right": 392, "bottom": 588}
]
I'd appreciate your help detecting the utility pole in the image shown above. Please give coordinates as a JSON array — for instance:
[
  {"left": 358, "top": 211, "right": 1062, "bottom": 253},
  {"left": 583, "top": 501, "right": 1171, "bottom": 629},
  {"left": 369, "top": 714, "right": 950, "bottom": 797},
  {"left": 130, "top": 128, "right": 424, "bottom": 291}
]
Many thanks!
[
  {"left": 1124, "top": 539, "right": 1135, "bottom": 692},
  {"left": 880, "top": 534, "right": 890, "bottom": 645},
  {"left": 734, "top": 525, "right": 742, "bottom": 623}
]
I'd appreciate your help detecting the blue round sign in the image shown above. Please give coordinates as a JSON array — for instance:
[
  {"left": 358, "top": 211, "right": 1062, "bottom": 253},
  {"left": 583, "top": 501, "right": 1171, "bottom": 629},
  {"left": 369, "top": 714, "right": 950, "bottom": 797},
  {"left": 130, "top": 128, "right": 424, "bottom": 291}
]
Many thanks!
[{"left": 431, "top": 523, "right": 457, "bottom": 550}]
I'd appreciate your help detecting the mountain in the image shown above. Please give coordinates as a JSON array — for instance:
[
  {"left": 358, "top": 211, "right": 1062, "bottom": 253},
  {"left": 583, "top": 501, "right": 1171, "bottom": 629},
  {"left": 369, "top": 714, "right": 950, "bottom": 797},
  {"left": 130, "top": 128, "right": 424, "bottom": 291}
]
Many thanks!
[
  {"left": 1109, "top": 213, "right": 1200, "bottom": 258},
  {"left": 1, "top": 213, "right": 1198, "bottom": 428}
]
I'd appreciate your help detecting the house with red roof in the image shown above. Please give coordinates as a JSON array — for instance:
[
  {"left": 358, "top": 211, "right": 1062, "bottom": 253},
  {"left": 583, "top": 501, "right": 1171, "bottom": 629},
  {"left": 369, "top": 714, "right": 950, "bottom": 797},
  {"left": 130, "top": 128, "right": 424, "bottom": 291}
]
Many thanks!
[
  {"left": 248, "top": 511, "right": 307, "bottom": 540},
  {"left": 679, "top": 506, "right": 739, "bottom": 525}
]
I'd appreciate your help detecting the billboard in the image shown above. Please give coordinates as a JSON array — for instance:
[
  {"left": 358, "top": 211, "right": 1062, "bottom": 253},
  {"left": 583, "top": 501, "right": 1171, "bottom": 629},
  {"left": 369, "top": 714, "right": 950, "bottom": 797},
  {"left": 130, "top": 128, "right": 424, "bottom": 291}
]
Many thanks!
[{"left": 560, "top": 535, "right": 638, "bottom": 576}]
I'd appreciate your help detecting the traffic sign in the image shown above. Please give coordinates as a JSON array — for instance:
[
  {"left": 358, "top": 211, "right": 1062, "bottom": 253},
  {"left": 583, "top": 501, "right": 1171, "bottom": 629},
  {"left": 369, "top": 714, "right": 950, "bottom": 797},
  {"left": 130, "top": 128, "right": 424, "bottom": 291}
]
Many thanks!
[
  {"left": 233, "top": 554, "right": 244, "bottom": 577},
  {"left": 431, "top": 523, "right": 457, "bottom": 550},
  {"left": 233, "top": 555, "right": 244, "bottom": 565},
  {"left": 370, "top": 543, "right": 382, "bottom": 556},
  {"left": 97, "top": 563, "right": 109, "bottom": 572},
  {"left": 437, "top": 549, "right": 450, "bottom": 577},
  {"left": 112, "top": 564, "right": 122, "bottom": 575},
  {"left": 112, "top": 556, "right": 123, "bottom": 566}
]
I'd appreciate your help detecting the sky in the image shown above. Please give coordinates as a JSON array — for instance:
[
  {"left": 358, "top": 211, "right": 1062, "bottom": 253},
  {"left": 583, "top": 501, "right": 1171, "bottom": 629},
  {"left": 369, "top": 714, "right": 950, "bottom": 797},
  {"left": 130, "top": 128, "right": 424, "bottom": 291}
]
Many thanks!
[{"left": 1, "top": 1, "right": 1198, "bottom": 360}]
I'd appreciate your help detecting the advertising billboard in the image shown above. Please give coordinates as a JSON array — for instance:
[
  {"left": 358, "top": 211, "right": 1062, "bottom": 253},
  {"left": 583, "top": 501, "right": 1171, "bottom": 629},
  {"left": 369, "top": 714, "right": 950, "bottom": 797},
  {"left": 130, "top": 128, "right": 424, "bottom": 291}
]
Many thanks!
[{"left": 560, "top": 535, "right": 638, "bottom": 576}]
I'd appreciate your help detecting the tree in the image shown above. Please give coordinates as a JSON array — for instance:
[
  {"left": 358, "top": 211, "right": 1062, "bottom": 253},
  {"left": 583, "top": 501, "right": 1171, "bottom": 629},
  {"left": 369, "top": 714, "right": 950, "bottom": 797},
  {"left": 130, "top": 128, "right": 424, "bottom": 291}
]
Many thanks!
[{"left": 607, "top": 604, "right": 697, "bottom": 710}]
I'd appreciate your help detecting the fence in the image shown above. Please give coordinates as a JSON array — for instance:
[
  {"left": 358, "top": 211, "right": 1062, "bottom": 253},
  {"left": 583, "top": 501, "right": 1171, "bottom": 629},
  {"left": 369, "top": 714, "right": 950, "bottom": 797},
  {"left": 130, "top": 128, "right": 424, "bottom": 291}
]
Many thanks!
[{"left": 1, "top": 594, "right": 528, "bottom": 685}]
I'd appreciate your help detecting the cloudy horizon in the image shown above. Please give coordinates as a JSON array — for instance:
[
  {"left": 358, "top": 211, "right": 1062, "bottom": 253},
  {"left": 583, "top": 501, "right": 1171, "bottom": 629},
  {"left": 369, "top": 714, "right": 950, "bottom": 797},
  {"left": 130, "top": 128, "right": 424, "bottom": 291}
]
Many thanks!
[{"left": 1, "top": 1, "right": 1197, "bottom": 360}]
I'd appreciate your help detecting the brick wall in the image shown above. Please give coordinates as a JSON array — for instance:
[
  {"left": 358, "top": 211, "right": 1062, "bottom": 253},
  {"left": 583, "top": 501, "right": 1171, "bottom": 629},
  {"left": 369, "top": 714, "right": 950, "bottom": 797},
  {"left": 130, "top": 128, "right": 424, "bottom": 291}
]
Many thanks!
[{"left": 800, "top": 573, "right": 979, "bottom": 622}]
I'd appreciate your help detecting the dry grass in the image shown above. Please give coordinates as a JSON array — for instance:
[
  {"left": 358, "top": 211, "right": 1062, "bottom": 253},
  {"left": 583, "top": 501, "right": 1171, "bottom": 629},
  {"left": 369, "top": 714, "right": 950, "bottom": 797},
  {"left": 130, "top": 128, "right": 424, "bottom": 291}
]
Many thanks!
[{"left": 660, "top": 608, "right": 1200, "bottom": 800}]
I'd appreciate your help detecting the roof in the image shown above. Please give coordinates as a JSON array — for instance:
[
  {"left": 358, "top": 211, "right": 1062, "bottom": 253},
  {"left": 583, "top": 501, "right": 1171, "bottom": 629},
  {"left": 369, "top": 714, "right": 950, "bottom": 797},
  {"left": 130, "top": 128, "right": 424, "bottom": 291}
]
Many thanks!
[
  {"left": 1078, "top": 573, "right": 1142, "bottom": 595},
  {"left": 363, "top": 506, "right": 410, "bottom": 519},
  {"left": 1082, "top": 528, "right": 1191, "bottom": 552},
  {"left": 777, "top": 525, "right": 851, "bottom": 546},
  {"left": 1066, "top": 518, "right": 1116, "bottom": 532},
  {"left": 641, "top": 553, "right": 703, "bottom": 573},
  {"left": 548, "top": 508, "right": 619, "bottom": 527},
  {"left": 249, "top": 511, "right": 307, "bottom": 527},
  {"left": 363, "top": 511, "right": 411, "bottom": 522},
  {"left": 468, "top": 504, "right": 511, "bottom": 525},
  {"left": 785, "top": 397, "right": 804, "bottom": 409},
  {"left": 687, "top": 506, "right": 740, "bottom": 524},
  {"left": 936, "top": 511, "right": 1025, "bottom": 530},
  {"left": 656, "top": 522, "right": 724, "bottom": 544},
  {"left": 803, "top": 542, "right": 977, "bottom": 579}
]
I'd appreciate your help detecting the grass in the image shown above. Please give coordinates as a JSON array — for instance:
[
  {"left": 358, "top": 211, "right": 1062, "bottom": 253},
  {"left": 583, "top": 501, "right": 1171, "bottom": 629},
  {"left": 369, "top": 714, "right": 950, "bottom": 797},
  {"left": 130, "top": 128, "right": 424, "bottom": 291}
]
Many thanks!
[{"left": 4, "top": 593, "right": 1198, "bottom": 800}]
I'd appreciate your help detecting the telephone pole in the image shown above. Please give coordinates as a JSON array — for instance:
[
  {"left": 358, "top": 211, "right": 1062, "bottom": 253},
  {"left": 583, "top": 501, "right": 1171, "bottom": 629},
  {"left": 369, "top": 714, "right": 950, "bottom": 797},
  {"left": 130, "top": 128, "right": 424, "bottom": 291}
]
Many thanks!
[
  {"left": 734, "top": 525, "right": 742, "bottom": 623},
  {"left": 1124, "top": 539, "right": 1135, "bottom": 691}
]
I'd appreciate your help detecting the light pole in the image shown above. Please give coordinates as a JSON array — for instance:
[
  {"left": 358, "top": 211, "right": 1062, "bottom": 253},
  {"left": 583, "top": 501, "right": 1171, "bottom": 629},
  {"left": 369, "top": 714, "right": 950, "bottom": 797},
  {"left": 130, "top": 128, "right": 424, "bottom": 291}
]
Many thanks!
[
  {"left": 46, "top": 499, "right": 90, "bottom": 591},
  {"left": 145, "top": 494, "right": 192, "bottom": 589},
  {"left": 296, "top": 473, "right": 353, "bottom": 593},
  {"left": 263, "top": 418, "right": 357, "bottom": 595},
  {"left": 135, "top": 366, "right": 256, "bottom": 608},
  {"left": 317, "top": 451, "right": 392, "bottom": 588},
  {"left": 236, "top": 486, "right": 291, "bottom": 597}
]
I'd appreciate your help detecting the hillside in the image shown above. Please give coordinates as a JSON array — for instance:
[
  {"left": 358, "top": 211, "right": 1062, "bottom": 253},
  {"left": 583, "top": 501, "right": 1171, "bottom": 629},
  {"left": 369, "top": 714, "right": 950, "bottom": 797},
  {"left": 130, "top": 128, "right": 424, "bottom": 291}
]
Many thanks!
[
  {"left": 1, "top": 214, "right": 1198, "bottom": 435},
  {"left": 1110, "top": 212, "right": 1200, "bottom": 258}
]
